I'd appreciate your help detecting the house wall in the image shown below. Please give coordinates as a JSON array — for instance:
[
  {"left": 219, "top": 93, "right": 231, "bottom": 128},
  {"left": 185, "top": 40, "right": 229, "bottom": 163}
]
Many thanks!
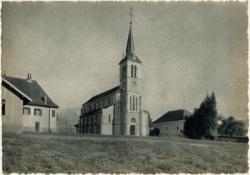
[
  {"left": 1, "top": 86, "right": 23, "bottom": 133},
  {"left": 152, "top": 120, "right": 184, "bottom": 136},
  {"left": 23, "top": 105, "right": 58, "bottom": 132},
  {"left": 101, "top": 105, "right": 114, "bottom": 135}
]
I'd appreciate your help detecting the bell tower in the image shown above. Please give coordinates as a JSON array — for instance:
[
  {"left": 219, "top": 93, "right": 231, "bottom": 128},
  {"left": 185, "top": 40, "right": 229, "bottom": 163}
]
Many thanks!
[{"left": 119, "top": 7, "right": 143, "bottom": 136}]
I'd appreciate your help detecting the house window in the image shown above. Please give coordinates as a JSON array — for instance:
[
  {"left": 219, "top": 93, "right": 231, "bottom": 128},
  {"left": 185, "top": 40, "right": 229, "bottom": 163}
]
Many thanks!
[
  {"left": 34, "top": 108, "right": 42, "bottom": 116},
  {"left": 41, "top": 96, "right": 47, "bottom": 104},
  {"left": 52, "top": 110, "right": 56, "bottom": 117},
  {"left": 2, "top": 99, "right": 6, "bottom": 116},
  {"left": 23, "top": 107, "right": 31, "bottom": 115}
]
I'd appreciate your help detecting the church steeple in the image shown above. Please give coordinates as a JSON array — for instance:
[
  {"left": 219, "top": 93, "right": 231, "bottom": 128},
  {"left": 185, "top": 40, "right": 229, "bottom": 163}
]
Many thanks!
[{"left": 126, "top": 7, "right": 135, "bottom": 57}]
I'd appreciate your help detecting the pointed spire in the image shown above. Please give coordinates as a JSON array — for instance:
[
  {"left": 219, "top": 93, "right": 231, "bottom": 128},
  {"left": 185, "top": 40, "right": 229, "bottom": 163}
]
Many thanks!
[{"left": 126, "top": 7, "right": 135, "bottom": 58}]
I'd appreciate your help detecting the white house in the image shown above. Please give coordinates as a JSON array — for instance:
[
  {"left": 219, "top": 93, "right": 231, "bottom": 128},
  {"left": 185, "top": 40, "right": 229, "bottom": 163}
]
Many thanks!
[
  {"left": 2, "top": 73, "right": 59, "bottom": 133},
  {"left": 152, "top": 109, "right": 192, "bottom": 137}
]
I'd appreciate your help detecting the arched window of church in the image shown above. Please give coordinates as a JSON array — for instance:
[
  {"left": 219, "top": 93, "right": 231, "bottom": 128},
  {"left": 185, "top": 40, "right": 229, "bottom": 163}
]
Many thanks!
[
  {"left": 134, "top": 65, "right": 137, "bottom": 78},
  {"left": 135, "top": 97, "right": 138, "bottom": 111},
  {"left": 131, "top": 65, "right": 134, "bottom": 77},
  {"left": 131, "top": 117, "right": 136, "bottom": 123},
  {"left": 133, "top": 95, "right": 135, "bottom": 111},
  {"left": 129, "top": 96, "right": 132, "bottom": 110}
]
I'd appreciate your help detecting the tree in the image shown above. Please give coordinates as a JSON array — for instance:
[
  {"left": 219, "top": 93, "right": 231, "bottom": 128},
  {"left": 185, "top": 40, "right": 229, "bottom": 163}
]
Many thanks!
[
  {"left": 217, "top": 116, "right": 247, "bottom": 137},
  {"left": 184, "top": 92, "right": 218, "bottom": 139}
]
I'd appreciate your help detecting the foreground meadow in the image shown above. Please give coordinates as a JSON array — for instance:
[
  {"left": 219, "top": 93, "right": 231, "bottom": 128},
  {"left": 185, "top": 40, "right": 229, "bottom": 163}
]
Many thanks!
[{"left": 2, "top": 132, "right": 248, "bottom": 173}]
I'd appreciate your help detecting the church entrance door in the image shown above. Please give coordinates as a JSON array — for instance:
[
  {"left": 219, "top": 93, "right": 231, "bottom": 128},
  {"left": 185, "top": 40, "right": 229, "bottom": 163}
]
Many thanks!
[{"left": 130, "top": 125, "right": 135, "bottom": 135}]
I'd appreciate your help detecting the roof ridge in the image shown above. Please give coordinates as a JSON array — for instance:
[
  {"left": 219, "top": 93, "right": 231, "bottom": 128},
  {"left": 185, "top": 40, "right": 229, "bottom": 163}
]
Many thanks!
[{"left": 84, "top": 85, "right": 120, "bottom": 105}]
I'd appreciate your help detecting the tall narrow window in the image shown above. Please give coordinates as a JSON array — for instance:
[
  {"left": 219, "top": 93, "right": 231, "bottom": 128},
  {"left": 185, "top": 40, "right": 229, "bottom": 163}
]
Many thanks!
[
  {"left": 136, "top": 97, "right": 138, "bottom": 111},
  {"left": 133, "top": 95, "right": 135, "bottom": 111},
  {"left": 2, "top": 99, "right": 5, "bottom": 116},
  {"left": 109, "top": 114, "right": 111, "bottom": 123},
  {"left": 134, "top": 65, "right": 137, "bottom": 78},
  {"left": 129, "top": 96, "right": 132, "bottom": 110},
  {"left": 131, "top": 65, "right": 134, "bottom": 77}
]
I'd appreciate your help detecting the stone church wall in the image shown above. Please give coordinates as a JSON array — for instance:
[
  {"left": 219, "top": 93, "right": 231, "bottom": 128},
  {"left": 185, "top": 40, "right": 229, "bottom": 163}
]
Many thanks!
[{"left": 101, "top": 105, "right": 114, "bottom": 135}]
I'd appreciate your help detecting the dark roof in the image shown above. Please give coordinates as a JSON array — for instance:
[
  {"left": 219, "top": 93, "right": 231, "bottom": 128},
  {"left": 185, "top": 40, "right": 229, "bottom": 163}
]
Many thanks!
[
  {"left": 126, "top": 23, "right": 135, "bottom": 56},
  {"left": 3, "top": 76, "right": 59, "bottom": 108},
  {"left": 119, "top": 22, "right": 142, "bottom": 65},
  {"left": 84, "top": 86, "right": 120, "bottom": 105},
  {"left": 153, "top": 109, "right": 192, "bottom": 123}
]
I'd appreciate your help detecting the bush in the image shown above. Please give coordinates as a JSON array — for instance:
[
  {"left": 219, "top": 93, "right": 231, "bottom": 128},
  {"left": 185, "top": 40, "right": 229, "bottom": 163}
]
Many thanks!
[
  {"left": 150, "top": 128, "right": 160, "bottom": 136},
  {"left": 218, "top": 116, "right": 247, "bottom": 137}
]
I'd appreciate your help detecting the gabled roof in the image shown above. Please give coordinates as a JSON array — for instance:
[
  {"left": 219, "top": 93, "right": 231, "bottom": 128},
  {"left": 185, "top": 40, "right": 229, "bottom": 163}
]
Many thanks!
[
  {"left": 84, "top": 86, "right": 120, "bottom": 105},
  {"left": 153, "top": 109, "right": 192, "bottom": 123},
  {"left": 3, "top": 76, "right": 59, "bottom": 108}
]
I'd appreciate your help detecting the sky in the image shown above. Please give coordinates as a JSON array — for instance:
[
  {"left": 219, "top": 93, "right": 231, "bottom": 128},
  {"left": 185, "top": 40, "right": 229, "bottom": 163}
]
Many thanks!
[{"left": 1, "top": 2, "right": 248, "bottom": 121}]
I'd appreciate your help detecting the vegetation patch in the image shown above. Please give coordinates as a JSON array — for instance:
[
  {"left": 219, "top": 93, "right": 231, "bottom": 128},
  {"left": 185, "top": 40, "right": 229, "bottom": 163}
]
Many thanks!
[{"left": 2, "top": 132, "right": 248, "bottom": 174}]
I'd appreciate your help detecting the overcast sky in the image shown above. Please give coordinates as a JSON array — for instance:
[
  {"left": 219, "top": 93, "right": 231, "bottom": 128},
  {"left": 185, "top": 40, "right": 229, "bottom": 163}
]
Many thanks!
[{"left": 2, "top": 2, "right": 248, "bottom": 121}]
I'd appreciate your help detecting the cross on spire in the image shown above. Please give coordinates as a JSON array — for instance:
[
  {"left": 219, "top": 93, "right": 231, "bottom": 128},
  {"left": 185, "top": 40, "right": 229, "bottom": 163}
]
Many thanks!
[
  {"left": 126, "top": 6, "right": 135, "bottom": 57},
  {"left": 128, "top": 6, "right": 134, "bottom": 25}
]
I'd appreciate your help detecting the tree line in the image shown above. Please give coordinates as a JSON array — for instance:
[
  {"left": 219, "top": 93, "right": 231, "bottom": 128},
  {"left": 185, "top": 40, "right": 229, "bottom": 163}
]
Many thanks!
[{"left": 184, "top": 92, "right": 247, "bottom": 139}]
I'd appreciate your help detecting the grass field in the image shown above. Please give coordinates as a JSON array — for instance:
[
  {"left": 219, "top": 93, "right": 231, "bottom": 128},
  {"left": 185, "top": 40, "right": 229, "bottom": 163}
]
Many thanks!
[{"left": 2, "top": 132, "right": 248, "bottom": 174}]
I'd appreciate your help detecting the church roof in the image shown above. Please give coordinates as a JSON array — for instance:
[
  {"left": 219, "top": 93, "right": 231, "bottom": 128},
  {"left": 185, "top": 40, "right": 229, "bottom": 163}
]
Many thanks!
[
  {"left": 2, "top": 75, "right": 59, "bottom": 108},
  {"left": 126, "top": 23, "right": 135, "bottom": 57},
  {"left": 153, "top": 109, "right": 192, "bottom": 123},
  {"left": 84, "top": 86, "right": 120, "bottom": 105},
  {"left": 119, "top": 9, "right": 142, "bottom": 65}
]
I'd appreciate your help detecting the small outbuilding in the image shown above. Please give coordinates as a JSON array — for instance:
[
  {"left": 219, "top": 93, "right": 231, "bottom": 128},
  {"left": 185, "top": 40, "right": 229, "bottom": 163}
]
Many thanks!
[{"left": 151, "top": 109, "right": 192, "bottom": 137}]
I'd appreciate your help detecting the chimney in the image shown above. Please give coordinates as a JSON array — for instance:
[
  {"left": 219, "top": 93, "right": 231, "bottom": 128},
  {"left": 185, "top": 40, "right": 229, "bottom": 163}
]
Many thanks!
[{"left": 27, "top": 73, "right": 32, "bottom": 82}]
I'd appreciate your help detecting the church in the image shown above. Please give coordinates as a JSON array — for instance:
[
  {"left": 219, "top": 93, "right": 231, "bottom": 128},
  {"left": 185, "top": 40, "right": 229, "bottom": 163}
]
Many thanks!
[{"left": 77, "top": 8, "right": 150, "bottom": 136}]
